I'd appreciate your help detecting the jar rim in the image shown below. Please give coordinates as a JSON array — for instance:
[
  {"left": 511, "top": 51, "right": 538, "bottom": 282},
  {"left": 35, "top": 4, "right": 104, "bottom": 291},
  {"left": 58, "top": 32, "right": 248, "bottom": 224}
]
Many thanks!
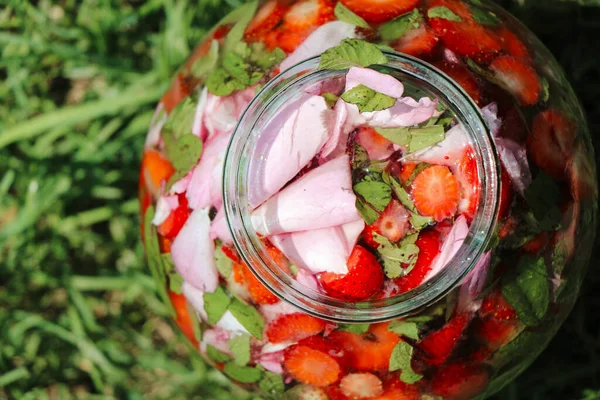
[{"left": 222, "top": 52, "right": 501, "bottom": 323}]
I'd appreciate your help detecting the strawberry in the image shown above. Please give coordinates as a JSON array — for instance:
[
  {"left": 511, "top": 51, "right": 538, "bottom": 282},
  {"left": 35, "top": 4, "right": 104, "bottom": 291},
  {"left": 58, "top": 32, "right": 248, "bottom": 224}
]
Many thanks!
[
  {"left": 455, "top": 147, "right": 480, "bottom": 220},
  {"left": 480, "top": 288, "right": 519, "bottom": 321},
  {"left": 232, "top": 261, "right": 246, "bottom": 285},
  {"left": 428, "top": 12, "right": 501, "bottom": 64},
  {"left": 498, "top": 215, "right": 517, "bottom": 239},
  {"left": 264, "top": 238, "right": 290, "bottom": 271},
  {"left": 497, "top": 27, "right": 531, "bottom": 61},
  {"left": 141, "top": 149, "right": 175, "bottom": 197},
  {"left": 527, "top": 109, "right": 576, "bottom": 180},
  {"left": 392, "top": 26, "right": 439, "bottom": 59},
  {"left": 522, "top": 231, "right": 549, "bottom": 254},
  {"left": 425, "top": 0, "right": 475, "bottom": 22},
  {"left": 297, "top": 335, "right": 334, "bottom": 354},
  {"left": 434, "top": 61, "right": 481, "bottom": 105},
  {"left": 139, "top": 171, "right": 152, "bottom": 240},
  {"left": 245, "top": 0, "right": 287, "bottom": 40},
  {"left": 356, "top": 126, "right": 394, "bottom": 161},
  {"left": 221, "top": 245, "right": 241, "bottom": 263},
  {"left": 277, "top": 28, "right": 314, "bottom": 53},
  {"left": 328, "top": 322, "right": 400, "bottom": 371},
  {"left": 288, "top": 385, "right": 330, "bottom": 400},
  {"left": 168, "top": 290, "right": 198, "bottom": 346},
  {"left": 284, "top": 345, "right": 342, "bottom": 386},
  {"left": 568, "top": 142, "right": 597, "bottom": 201},
  {"left": 161, "top": 73, "right": 191, "bottom": 114},
  {"left": 339, "top": 373, "right": 384, "bottom": 399},
  {"left": 266, "top": 313, "right": 327, "bottom": 343},
  {"left": 431, "top": 363, "right": 489, "bottom": 400},
  {"left": 320, "top": 245, "right": 385, "bottom": 301},
  {"left": 157, "top": 193, "right": 190, "bottom": 239},
  {"left": 159, "top": 235, "right": 173, "bottom": 253},
  {"left": 361, "top": 225, "right": 381, "bottom": 249},
  {"left": 241, "top": 262, "right": 280, "bottom": 304},
  {"left": 474, "top": 316, "right": 520, "bottom": 350},
  {"left": 399, "top": 163, "right": 418, "bottom": 185},
  {"left": 370, "top": 376, "right": 420, "bottom": 400},
  {"left": 374, "top": 200, "right": 410, "bottom": 242},
  {"left": 417, "top": 312, "right": 470, "bottom": 366},
  {"left": 340, "top": 0, "right": 419, "bottom": 23},
  {"left": 393, "top": 229, "right": 441, "bottom": 294},
  {"left": 184, "top": 26, "right": 230, "bottom": 71},
  {"left": 411, "top": 165, "right": 460, "bottom": 222},
  {"left": 489, "top": 55, "right": 541, "bottom": 106},
  {"left": 498, "top": 162, "right": 513, "bottom": 219},
  {"left": 282, "top": 0, "right": 335, "bottom": 30}
]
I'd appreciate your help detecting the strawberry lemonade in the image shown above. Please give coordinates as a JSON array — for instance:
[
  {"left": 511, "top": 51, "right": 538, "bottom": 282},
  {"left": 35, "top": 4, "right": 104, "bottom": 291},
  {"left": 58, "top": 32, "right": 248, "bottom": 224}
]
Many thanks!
[{"left": 139, "top": 0, "right": 597, "bottom": 398}]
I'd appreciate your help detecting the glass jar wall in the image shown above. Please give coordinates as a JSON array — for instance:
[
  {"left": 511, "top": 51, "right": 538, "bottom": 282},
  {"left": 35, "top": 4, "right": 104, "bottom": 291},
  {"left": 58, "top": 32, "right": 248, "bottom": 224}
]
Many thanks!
[{"left": 138, "top": 0, "right": 597, "bottom": 398}]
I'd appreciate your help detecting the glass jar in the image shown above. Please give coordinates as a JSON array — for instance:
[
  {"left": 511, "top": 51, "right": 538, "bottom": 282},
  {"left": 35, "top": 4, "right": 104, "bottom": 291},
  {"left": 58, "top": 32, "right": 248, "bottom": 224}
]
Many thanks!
[{"left": 138, "top": 0, "right": 598, "bottom": 399}]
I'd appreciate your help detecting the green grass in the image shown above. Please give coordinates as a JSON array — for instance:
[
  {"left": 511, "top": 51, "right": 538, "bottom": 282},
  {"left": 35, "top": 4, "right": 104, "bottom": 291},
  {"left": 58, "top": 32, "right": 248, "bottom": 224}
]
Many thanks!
[{"left": 0, "top": 0, "right": 599, "bottom": 399}]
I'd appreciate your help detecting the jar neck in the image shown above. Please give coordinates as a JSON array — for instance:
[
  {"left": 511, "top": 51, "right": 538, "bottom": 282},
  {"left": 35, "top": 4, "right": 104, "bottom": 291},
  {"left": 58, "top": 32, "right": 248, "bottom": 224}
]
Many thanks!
[{"left": 223, "top": 53, "right": 500, "bottom": 323}]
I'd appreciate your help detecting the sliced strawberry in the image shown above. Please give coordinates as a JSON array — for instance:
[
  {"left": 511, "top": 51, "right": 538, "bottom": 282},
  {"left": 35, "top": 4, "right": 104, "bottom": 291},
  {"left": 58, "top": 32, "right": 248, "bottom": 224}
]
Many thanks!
[
  {"left": 297, "top": 335, "right": 334, "bottom": 354},
  {"left": 374, "top": 200, "right": 410, "bottom": 242},
  {"left": 266, "top": 313, "right": 327, "bottom": 343},
  {"left": 245, "top": 0, "right": 287, "bottom": 40},
  {"left": 434, "top": 61, "right": 481, "bottom": 105},
  {"left": 431, "top": 363, "right": 489, "bottom": 400},
  {"left": 341, "top": 0, "right": 419, "bottom": 23},
  {"left": 474, "top": 316, "right": 520, "bottom": 350},
  {"left": 158, "top": 235, "right": 173, "bottom": 253},
  {"left": 282, "top": 0, "right": 335, "bottom": 31},
  {"left": 498, "top": 214, "right": 517, "bottom": 239},
  {"left": 417, "top": 312, "right": 470, "bottom": 366},
  {"left": 168, "top": 290, "right": 198, "bottom": 346},
  {"left": 480, "top": 288, "right": 519, "bottom": 321},
  {"left": 284, "top": 345, "right": 342, "bottom": 386},
  {"left": 490, "top": 55, "right": 541, "bottom": 106},
  {"left": 232, "top": 261, "right": 246, "bottom": 285},
  {"left": 411, "top": 165, "right": 460, "bottom": 222},
  {"left": 455, "top": 147, "right": 480, "bottom": 220},
  {"left": 393, "top": 229, "right": 441, "bottom": 294},
  {"left": 264, "top": 238, "right": 290, "bottom": 271},
  {"left": 241, "top": 263, "right": 280, "bottom": 304},
  {"left": 527, "top": 109, "right": 576, "bottom": 180},
  {"left": 328, "top": 322, "right": 400, "bottom": 371},
  {"left": 497, "top": 27, "right": 531, "bottom": 61},
  {"left": 428, "top": 18, "right": 501, "bottom": 64},
  {"left": 290, "top": 385, "right": 330, "bottom": 400},
  {"left": 399, "top": 163, "right": 418, "bottom": 185},
  {"left": 320, "top": 245, "right": 385, "bottom": 301},
  {"left": 370, "top": 376, "right": 420, "bottom": 400},
  {"left": 356, "top": 126, "right": 394, "bottom": 161},
  {"left": 158, "top": 193, "right": 190, "bottom": 239},
  {"left": 221, "top": 245, "right": 241, "bottom": 263},
  {"left": 162, "top": 73, "right": 191, "bottom": 114},
  {"left": 522, "top": 231, "right": 549, "bottom": 254},
  {"left": 277, "top": 28, "right": 314, "bottom": 53},
  {"left": 141, "top": 149, "right": 175, "bottom": 197},
  {"left": 339, "top": 373, "right": 384, "bottom": 399},
  {"left": 361, "top": 224, "right": 381, "bottom": 249},
  {"left": 392, "top": 26, "right": 439, "bottom": 59}
]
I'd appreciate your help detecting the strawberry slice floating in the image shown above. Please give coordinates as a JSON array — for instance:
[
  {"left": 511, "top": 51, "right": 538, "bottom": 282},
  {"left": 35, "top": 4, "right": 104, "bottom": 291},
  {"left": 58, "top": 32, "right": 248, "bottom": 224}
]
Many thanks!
[
  {"left": 245, "top": 0, "right": 287, "bottom": 40},
  {"left": 490, "top": 55, "right": 541, "bottom": 106},
  {"left": 411, "top": 165, "right": 461, "bottom": 222},
  {"left": 393, "top": 26, "right": 440, "bottom": 59},
  {"left": 431, "top": 362, "right": 489, "bottom": 400},
  {"left": 340, "top": 0, "right": 419, "bottom": 23},
  {"left": 284, "top": 345, "right": 342, "bottom": 387}
]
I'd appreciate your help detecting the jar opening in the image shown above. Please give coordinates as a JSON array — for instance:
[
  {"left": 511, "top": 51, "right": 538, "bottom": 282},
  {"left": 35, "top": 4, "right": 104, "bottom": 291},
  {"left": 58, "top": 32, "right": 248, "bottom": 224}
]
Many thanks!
[{"left": 223, "top": 53, "right": 500, "bottom": 323}]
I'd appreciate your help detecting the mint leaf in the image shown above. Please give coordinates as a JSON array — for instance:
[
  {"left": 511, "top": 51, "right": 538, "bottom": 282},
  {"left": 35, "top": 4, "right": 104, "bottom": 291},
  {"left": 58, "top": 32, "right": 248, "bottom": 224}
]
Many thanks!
[
  {"left": 222, "top": 0, "right": 259, "bottom": 55},
  {"left": 338, "top": 324, "right": 370, "bottom": 334},
  {"left": 165, "top": 134, "right": 203, "bottom": 190},
  {"left": 375, "top": 127, "right": 411, "bottom": 147},
  {"left": 249, "top": 43, "right": 286, "bottom": 70},
  {"left": 228, "top": 298, "right": 265, "bottom": 339},
  {"left": 389, "top": 341, "right": 423, "bottom": 384},
  {"left": 143, "top": 207, "right": 175, "bottom": 316},
  {"left": 215, "top": 244, "right": 233, "bottom": 278},
  {"left": 354, "top": 181, "right": 392, "bottom": 211},
  {"left": 374, "top": 233, "right": 420, "bottom": 278},
  {"left": 524, "top": 172, "right": 562, "bottom": 231},
  {"left": 222, "top": 52, "right": 253, "bottom": 84},
  {"left": 204, "top": 286, "right": 231, "bottom": 325},
  {"left": 206, "top": 67, "right": 241, "bottom": 96},
  {"left": 470, "top": 7, "right": 500, "bottom": 26},
  {"left": 388, "top": 320, "right": 420, "bottom": 339},
  {"left": 206, "top": 344, "right": 233, "bottom": 363},
  {"left": 387, "top": 175, "right": 433, "bottom": 230},
  {"left": 356, "top": 197, "right": 380, "bottom": 225},
  {"left": 228, "top": 333, "right": 251, "bottom": 366},
  {"left": 334, "top": 2, "right": 371, "bottom": 29},
  {"left": 223, "top": 362, "right": 262, "bottom": 383},
  {"left": 408, "top": 126, "right": 445, "bottom": 152},
  {"left": 322, "top": 92, "right": 339, "bottom": 108},
  {"left": 379, "top": 9, "right": 422, "bottom": 41},
  {"left": 501, "top": 255, "right": 549, "bottom": 326},
  {"left": 191, "top": 40, "right": 219, "bottom": 78},
  {"left": 540, "top": 77, "right": 550, "bottom": 103},
  {"left": 319, "top": 39, "right": 388, "bottom": 70},
  {"left": 259, "top": 371, "right": 285, "bottom": 394},
  {"left": 352, "top": 142, "right": 369, "bottom": 170},
  {"left": 341, "top": 84, "right": 396, "bottom": 113},
  {"left": 161, "top": 253, "right": 183, "bottom": 294},
  {"left": 427, "top": 6, "right": 463, "bottom": 22},
  {"left": 163, "top": 96, "right": 196, "bottom": 140}
]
